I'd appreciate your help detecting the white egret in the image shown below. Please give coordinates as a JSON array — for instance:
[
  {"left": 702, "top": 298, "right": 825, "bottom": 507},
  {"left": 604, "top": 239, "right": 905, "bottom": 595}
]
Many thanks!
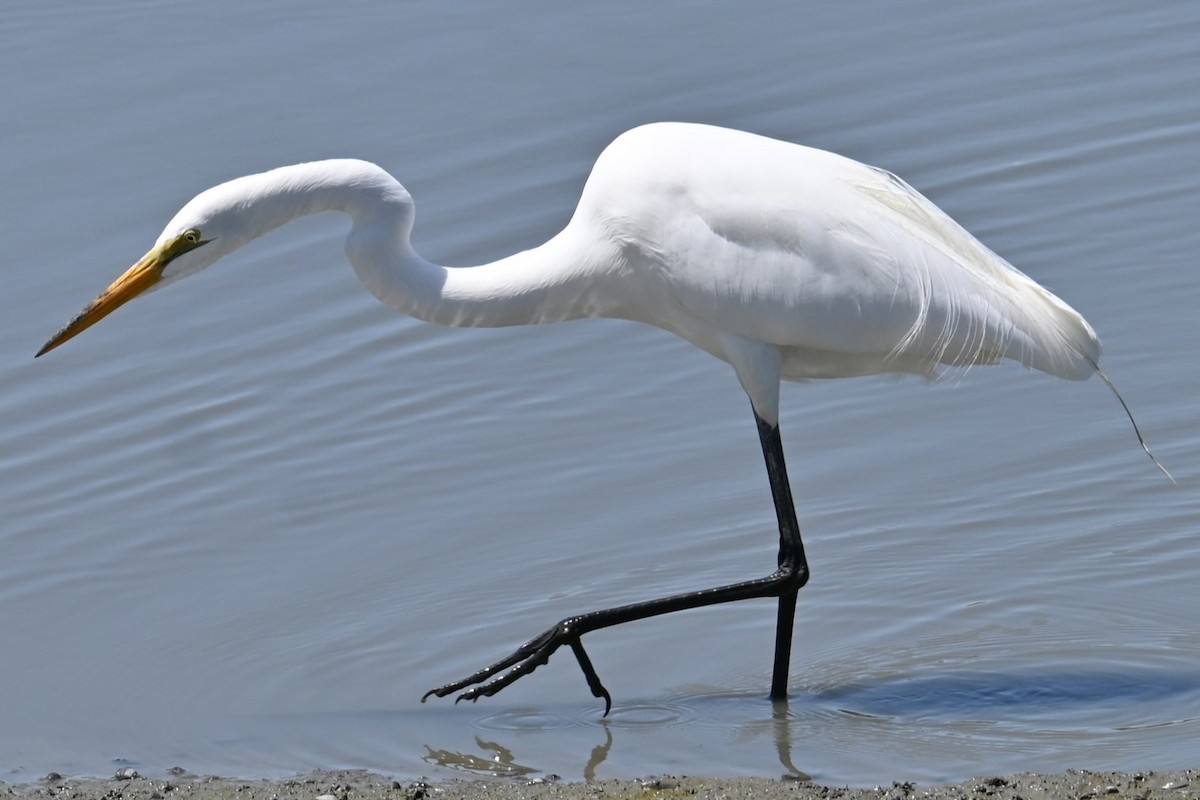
[{"left": 37, "top": 122, "right": 1167, "bottom": 714}]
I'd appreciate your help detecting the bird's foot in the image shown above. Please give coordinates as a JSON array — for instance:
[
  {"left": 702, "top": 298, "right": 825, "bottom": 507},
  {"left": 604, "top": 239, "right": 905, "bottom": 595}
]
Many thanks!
[{"left": 421, "top": 618, "right": 613, "bottom": 715}]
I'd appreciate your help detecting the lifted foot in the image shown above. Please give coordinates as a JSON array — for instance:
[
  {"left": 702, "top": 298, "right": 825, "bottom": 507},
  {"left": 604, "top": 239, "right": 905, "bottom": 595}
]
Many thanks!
[{"left": 422, "top": 617, "right": 613, "bottom": 715}]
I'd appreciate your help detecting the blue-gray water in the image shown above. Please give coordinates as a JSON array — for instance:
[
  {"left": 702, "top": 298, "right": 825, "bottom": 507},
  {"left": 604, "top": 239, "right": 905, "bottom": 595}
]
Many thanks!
[{"left": 3, "top": 0, "right": 1198, "bottom": 787}]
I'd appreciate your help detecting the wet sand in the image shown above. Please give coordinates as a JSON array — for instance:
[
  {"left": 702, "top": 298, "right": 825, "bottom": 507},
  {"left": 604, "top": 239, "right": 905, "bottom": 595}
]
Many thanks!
[{"left": 6, "top": 769, "right": 1197, "bottom": 800}]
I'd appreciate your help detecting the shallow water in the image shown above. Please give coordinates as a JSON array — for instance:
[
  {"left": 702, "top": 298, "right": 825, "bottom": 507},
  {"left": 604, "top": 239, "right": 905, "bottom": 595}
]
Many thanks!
[{"left": 2, "top": 0, "right": 1199, "bottom": 787}]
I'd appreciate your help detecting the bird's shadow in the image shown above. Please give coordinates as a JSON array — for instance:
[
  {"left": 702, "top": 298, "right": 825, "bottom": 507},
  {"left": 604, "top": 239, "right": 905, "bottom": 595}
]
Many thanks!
[{"left": 808, "top": 667, "right": 1200, "bottom": 721}]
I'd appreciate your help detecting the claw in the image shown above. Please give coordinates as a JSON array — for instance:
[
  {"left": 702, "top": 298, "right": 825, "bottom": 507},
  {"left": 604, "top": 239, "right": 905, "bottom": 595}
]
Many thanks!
[
  {"left": 568, "top": 638, "right": 612, "bottom": 716},
  {"left": 422, "top": 618, "right": 616, "bottom": 714}
]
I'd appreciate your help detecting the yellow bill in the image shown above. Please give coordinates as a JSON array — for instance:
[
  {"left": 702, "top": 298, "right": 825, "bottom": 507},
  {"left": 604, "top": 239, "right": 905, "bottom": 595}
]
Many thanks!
[{"left": 36, "top": 229, "right": 207, "bottom": 358}]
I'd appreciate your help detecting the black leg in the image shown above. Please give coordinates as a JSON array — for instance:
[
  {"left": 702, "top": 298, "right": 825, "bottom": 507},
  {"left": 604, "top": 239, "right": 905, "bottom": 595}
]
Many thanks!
[
  {"left": 756, "top": 413, "right": 807, "bottom": 700},
  {"left": 422, "top": 409, "right": 809, "bottom": 712}
]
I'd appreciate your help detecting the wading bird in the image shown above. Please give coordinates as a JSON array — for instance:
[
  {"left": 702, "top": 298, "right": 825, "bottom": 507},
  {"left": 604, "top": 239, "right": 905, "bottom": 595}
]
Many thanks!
[{"left": 37, "top": 122, "right": 1165, "bottom": 714}]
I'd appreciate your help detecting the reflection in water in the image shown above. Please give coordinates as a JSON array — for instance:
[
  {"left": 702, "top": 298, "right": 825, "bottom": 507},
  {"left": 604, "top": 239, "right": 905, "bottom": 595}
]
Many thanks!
[
  {"left": 421, "top": 729, "right": 612, "bottom": 780},
  {"left": 771, "top": 700, "right": 812, "bottom": 781},
  {"left": 583, "top": 727, "right": 613, "bottom": 782},
  {"left": 423, "top": 696, "right": 811, "bottom": 780},
  {"left": 422, "top": 736, "right": 538, "bottom": 777},
  {"left": 421, "top": 668, "right": 1200, "bottom": 781}
]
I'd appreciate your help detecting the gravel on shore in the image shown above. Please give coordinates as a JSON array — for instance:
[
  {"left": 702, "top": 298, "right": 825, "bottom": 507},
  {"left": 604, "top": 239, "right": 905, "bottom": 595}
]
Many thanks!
[{"left": 4, "top": 769, "right": 1197, "bottom": 800}]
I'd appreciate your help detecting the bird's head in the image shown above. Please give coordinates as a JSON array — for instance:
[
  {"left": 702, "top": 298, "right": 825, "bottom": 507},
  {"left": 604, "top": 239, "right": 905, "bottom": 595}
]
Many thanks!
[
  {"left": 33, "top": 175, "right": 267, "bottom": 358},
  {"left": 34, "top": 160, "right": 393, "bottom": 358}
]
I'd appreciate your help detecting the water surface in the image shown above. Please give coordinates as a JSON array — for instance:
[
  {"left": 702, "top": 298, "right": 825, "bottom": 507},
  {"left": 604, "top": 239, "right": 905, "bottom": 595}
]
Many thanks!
[{"left": 2, "top": 0, "right": 1198, "bottom": 786}]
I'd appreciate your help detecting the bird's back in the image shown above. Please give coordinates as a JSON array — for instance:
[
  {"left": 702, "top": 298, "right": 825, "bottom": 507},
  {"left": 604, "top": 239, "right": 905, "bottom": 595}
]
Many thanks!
[{"left": 572, "top": 123, "right": 1099, "bottom": 383}]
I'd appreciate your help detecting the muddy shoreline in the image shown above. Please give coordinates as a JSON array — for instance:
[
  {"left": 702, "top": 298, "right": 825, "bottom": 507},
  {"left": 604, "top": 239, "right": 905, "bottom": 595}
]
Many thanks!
[{"left": 6, "top": 769, "right": 1197, "bottom": 800}]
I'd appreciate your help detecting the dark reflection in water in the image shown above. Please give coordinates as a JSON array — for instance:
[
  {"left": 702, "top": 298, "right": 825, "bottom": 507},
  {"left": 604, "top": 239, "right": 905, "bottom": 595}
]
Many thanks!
[
  {"left": 419, "top": 669, "right": 1200, "bottom": 779},
  {"left": 770, "top": 699, "right": 812, "bottom": 781},
  {"left": 583, "top": 728, "right": 613, "bottom": 782},
  {"left": 422, "top": 737, "right": 539, "bottom": 777}
]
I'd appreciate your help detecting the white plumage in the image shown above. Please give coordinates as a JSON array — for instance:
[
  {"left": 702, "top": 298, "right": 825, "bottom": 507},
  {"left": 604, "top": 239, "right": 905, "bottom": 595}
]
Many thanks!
[
  {"left": 40, "top": 123, "right": 1160, "bottom": 712},
  {"left": 95, "top": 123, "right": 1099, "bottom": 425}
]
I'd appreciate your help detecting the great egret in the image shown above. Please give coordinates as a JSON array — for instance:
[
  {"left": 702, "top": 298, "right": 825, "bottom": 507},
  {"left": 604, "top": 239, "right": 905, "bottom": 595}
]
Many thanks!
[{"left": 37, "top": 122, "right": 1166, "bottom": 714}]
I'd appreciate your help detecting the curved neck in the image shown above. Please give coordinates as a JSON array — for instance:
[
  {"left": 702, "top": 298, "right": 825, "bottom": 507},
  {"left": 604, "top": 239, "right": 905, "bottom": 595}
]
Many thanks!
[
  {"left": 353, "top": 224, "right": 608, "bottom": 329},
  {"left": 241, "top": 160, "right": 614, "bottom": 329}
]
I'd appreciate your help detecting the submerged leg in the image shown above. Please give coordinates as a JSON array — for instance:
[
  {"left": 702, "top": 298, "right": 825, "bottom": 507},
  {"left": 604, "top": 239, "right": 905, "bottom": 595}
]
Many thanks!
[{"left": 422, "top": 410, "right": 809, "bottom": 713}]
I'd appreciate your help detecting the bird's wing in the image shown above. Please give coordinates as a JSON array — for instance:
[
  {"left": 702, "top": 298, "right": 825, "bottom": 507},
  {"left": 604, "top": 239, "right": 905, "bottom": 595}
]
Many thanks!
[{"left": 641, "top": 146, "right": 1098, "bottom": 381}]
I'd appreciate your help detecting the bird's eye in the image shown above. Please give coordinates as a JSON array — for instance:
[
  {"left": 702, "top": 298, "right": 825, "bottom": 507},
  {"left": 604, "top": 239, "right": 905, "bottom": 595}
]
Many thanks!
[{"left": 182, "top": 229, "right": 202, "bottom": 245}]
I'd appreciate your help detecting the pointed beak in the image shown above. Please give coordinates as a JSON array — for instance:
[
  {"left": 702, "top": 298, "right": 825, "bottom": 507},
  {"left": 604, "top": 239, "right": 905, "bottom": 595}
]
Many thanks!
[{"left": 36, "top": 244, "right": 169, "bottom": 358}]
